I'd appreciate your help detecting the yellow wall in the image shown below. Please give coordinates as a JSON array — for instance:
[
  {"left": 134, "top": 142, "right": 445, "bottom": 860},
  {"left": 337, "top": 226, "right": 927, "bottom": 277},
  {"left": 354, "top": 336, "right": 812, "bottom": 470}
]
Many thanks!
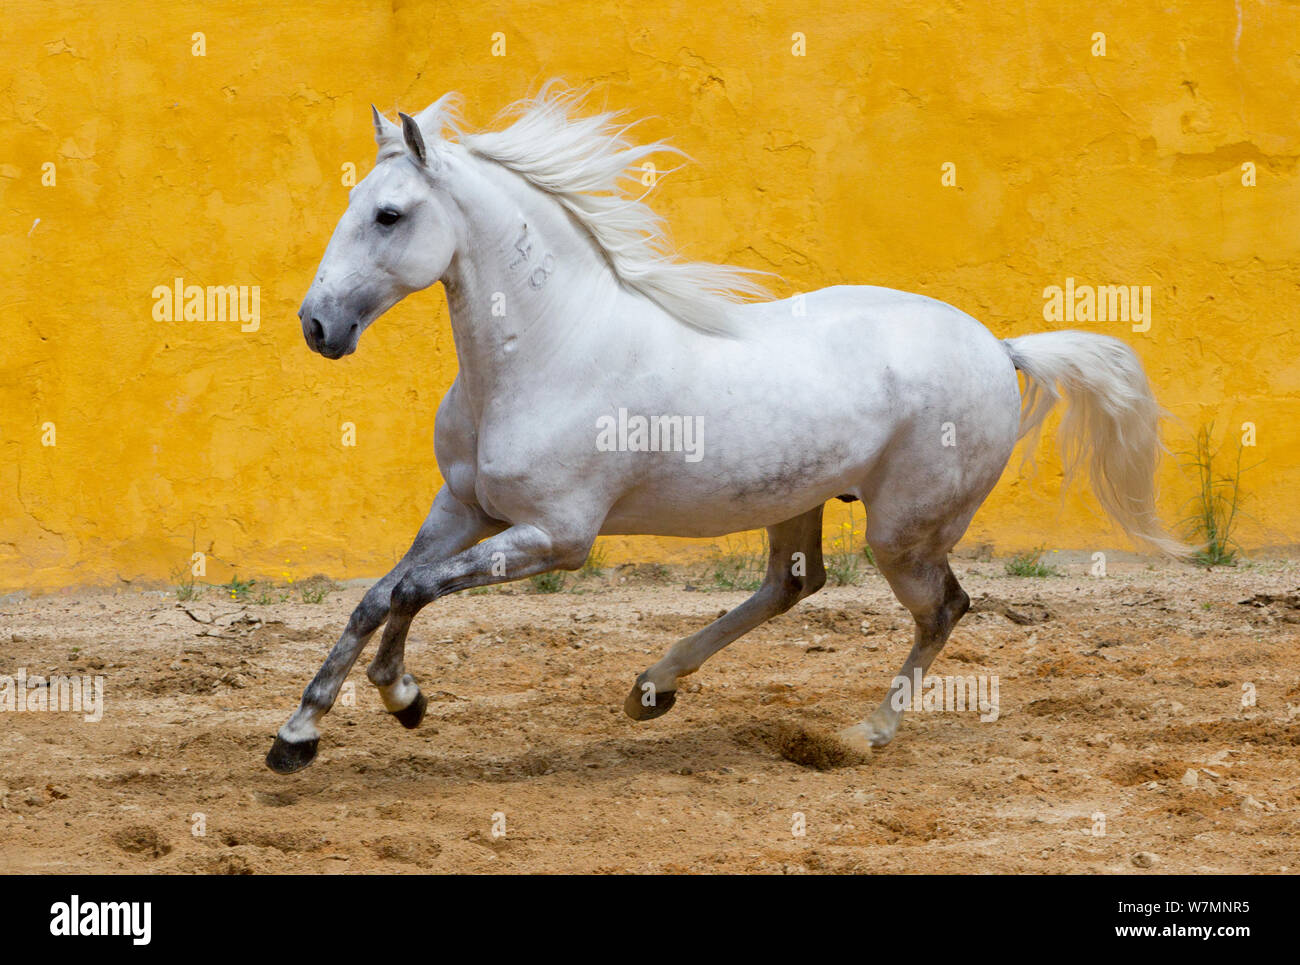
[{"left": 3, "top": 1, "right": 1298, "bottom": 590}]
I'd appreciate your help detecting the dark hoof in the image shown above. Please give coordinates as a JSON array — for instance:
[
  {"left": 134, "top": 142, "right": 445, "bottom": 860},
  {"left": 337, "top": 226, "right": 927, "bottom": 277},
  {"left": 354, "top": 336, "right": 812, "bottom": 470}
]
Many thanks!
[
  {"left": 265, "top": 735, "right": 319, "bottom": 774},
  {"left": 623, "top": 673, "right": 677, "bottom": 721},
  {"left": 391, "top": 690, "right": 428, "bottom": 730}
]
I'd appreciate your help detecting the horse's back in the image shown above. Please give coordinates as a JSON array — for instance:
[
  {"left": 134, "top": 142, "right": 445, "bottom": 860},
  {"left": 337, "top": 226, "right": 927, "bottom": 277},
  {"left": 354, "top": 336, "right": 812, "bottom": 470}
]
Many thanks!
[
  {"left": 741, "top": 284, "right": 1017, "bottom": 401},
  {"left": 746, "top": 284, "right": 999, "bottom": 344}
]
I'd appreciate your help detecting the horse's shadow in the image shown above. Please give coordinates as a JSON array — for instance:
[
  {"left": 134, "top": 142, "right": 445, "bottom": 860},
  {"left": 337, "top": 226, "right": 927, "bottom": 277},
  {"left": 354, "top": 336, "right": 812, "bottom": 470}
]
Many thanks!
[{"left": 272, "top": 720, "right": 814, "bottom": 798}]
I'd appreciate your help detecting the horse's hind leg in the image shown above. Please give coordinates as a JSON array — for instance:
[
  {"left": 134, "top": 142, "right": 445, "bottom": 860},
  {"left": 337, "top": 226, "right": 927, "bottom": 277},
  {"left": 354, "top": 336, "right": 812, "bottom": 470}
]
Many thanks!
[
  {"left": 839, "top": 536, "right": 970, "bottom": 752},
  {"left": 624, "top": 505, "right": 826, "bottom": 720},
  {"left": 266, "top": 487, "right": 501, "bottom": 773}
]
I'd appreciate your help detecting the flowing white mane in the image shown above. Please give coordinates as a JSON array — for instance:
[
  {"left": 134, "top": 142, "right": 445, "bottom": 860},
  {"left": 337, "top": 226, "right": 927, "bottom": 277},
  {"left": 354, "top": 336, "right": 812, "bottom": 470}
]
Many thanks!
[{"left": 420, "top": 83, "right": 770, "bottom": 335}]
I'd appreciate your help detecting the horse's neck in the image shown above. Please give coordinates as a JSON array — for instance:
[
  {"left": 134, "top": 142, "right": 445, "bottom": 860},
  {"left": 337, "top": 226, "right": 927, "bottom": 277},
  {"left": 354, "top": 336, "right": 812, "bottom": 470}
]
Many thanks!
[{"left": 440, "top": 152, "right": 627, "bottom": 417}]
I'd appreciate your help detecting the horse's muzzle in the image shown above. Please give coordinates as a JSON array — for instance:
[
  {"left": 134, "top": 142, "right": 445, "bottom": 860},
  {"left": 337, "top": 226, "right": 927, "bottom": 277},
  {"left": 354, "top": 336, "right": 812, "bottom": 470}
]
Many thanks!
[{"left": 300, "top": 305, "right": 359, "bottom": 359}]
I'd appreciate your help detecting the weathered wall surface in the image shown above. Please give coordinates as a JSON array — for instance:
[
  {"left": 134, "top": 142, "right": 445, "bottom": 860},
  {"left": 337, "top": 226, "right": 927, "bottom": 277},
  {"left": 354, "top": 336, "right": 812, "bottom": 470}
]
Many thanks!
[{"left": 2, "top": 1, "right": 1297, "bottom": 589}]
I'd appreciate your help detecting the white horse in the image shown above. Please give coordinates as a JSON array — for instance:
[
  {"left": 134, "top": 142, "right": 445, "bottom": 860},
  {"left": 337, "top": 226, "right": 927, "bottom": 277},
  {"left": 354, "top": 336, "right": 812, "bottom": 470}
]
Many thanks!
[{"left": 267, "top": 86, "right": 1182, "bottom": 773}]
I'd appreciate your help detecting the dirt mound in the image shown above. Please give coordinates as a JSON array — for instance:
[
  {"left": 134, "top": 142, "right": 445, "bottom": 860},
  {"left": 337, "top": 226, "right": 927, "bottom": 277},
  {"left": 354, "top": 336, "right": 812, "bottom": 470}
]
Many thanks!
[{"left": 767, "top": 721, "right": 868, "bottom": 770}]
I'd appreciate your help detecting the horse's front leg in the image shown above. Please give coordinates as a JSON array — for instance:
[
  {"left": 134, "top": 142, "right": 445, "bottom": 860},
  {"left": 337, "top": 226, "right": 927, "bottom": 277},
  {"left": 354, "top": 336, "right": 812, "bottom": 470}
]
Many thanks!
[
  {"left": 266, "top": 488, "right": 502, "bottom": 774},
  {"left": 372, "top": 524, "right": 593, "bottom": 687}
]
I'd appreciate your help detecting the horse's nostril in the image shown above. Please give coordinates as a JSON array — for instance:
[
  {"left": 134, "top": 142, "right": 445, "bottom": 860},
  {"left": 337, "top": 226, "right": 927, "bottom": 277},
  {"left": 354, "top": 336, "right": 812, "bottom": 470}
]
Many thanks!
[
  {"left": 349, "top": 322, "right": 359, "bottom": 335},
  {"left": 310, "top": 318, "right": 325, "bottom": 345}
]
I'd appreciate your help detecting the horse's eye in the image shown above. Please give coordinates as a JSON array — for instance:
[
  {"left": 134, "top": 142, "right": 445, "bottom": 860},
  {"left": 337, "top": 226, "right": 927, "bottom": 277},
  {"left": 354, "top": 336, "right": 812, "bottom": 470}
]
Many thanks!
[{"left": 376, "top": 208, "right": 402, "bottom": 226}]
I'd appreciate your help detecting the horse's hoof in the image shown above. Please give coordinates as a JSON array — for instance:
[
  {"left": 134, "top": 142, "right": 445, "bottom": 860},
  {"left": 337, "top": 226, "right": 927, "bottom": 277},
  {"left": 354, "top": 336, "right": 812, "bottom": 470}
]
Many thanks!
[
  {"left": 838, "top": 717, "right": 896, "bottom": 752},
  {"left": 391, "top": 690, "right": 428, "bottom": 730},
  {"left": 623, "top": 674, "right": 677, "bottom": 721},
  {"left": 265, "top": 735, "right": 319, "bottom": 774}
]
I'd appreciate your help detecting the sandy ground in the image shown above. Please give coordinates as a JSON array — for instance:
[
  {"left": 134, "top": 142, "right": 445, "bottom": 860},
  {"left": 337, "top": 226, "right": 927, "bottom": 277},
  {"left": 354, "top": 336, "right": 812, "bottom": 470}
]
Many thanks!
[{"left": 1, "top": 558, "right": 1298, "bottom": 874}]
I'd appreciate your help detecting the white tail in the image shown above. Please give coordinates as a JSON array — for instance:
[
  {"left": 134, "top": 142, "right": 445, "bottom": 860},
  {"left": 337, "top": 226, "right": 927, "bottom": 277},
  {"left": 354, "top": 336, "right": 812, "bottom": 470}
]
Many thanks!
[{"left": 1004, "top": 330, "right": 1188, "bottom": 557}]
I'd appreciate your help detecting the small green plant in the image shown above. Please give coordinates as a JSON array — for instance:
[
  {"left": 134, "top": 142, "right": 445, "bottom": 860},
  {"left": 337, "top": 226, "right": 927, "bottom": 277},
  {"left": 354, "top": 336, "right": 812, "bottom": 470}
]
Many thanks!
[
  {"left": 290, "top": 574, "right": 337, "bottom": 604},
  {"left": 173, "top": 528, "right": 208, "bottom": 601},
  {"left": 1004, "top": 546, "right": 1058, "bottom": 578},
  {"left": 824, "top": 508, "right": 868, "bottom": 586},
  {"left": 224, "top": 575, "right": 256, "bottom": 601},
  {"left": 530, "top": 571, "right": 566, "bottom": 593},
  {"left": 176, "top": 578, "right": 203, "bottom": 601},
  {"left": 580, "top": 541, "right": 608, "bottom": 577},
  {"left": 825, "top": 555, "right": 859, "bottom": 586},
  {"left": 709, "top": 537, "right": 766, "bottom": 591},
  {"left": 1182, "top": 421, "right": 1255, "bottom": 568}
]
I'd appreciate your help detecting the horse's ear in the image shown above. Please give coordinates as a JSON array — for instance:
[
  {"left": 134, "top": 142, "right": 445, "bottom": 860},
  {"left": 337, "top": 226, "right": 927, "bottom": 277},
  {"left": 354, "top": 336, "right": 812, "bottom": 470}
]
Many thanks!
[
  {"left": 398, "top": 111, "right": 428, "bottom": 166},
  {"left": 371, "top": 105, "right": 401, "bottom": 148}
]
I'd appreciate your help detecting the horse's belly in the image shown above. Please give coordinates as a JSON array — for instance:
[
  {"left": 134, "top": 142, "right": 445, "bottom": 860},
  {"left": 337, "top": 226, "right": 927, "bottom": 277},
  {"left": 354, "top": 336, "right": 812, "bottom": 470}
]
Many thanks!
[
  {"left": 600, "top": 493, "right": 827, "bottom": 537},
  {"left": 598, "top": 440, "right": 873, "bottom": 537}
]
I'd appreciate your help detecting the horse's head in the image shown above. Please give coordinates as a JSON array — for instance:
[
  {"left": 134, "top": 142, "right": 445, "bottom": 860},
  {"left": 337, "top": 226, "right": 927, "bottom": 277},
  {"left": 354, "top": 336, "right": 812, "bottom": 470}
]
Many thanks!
[{"left": 299, "top": 101, "right": 459, "bottom": 358}]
